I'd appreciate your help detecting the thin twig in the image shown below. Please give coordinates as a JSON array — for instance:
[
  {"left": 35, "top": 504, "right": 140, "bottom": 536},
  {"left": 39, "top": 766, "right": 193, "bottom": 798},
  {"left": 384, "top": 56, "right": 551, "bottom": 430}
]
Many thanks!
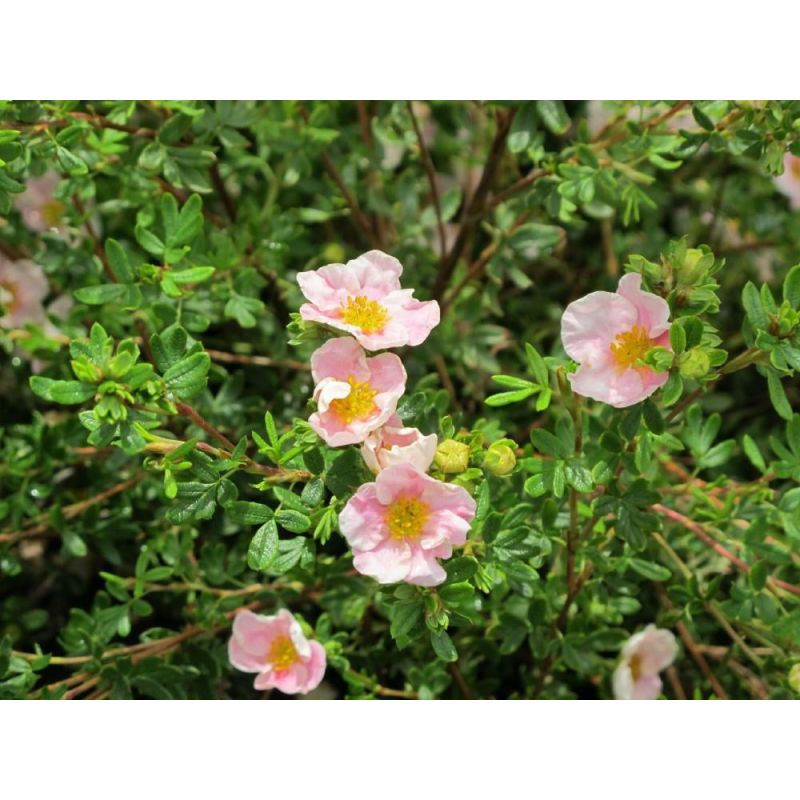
[{"left": 407, "top": 101, "right": 446, "bottom": 260}]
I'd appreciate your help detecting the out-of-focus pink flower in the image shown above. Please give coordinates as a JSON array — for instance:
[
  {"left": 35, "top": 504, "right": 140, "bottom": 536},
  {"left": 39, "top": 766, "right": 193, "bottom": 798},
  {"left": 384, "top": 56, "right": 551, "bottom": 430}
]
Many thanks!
[
  {"left": 339, "top": 462, "right": 476, "bottom": 586},
  {"left": 0, "top": 256, "right": 49, "bottom": 330},
  {"left": 228, "top": 609, "right": 326, "bottom": 695},
  {"left": 309, "top": 336, "right": 406, "bottom": 447},
  {"left": 775, "top": 153, "right": 800, "bottom": 210},
  {"left": 297, "top": 250, "right": 440, "bottom": 351},
  {"left": 14, "top": 172, "right": 66, "bottom": 234},
  {"left": 360, "top": 414, "right": 437, "bottom": 474},
  {"left": 561, "top": 272, "right": 671, "bottom": 408},
  {"left": 613, "top": 625, "right": 678, "bottom": 700}
]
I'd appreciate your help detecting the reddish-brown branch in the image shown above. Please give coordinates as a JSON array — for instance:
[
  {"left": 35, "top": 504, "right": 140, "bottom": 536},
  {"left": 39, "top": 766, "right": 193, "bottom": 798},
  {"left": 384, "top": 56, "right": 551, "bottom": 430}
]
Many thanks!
[
  {"left": 205, "top": 349, "right": 310, "bottom": 372},
  {"left": 407, "top": 101, "right": 446, "bottom": 260},
  {"left": 432, "top": 107, "right": 516, "bottom": 302},
  {"left": 652, "top": 503, "right": 800, "bottom": 598}
]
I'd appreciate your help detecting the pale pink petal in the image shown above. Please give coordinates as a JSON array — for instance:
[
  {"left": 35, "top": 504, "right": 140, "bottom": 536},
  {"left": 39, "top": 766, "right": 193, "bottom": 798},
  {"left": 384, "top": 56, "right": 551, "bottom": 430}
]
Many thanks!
[
  {"left": 338, "top": 484, "right": 390, "bottom": 550},
  {"left": 561, "top": 290, "right": 637, "bottom": 366},
  {"left": 421, "top": 508, "right": 471, "bottom": 549},
  {"left": 310, "top": 337, "right": 370, "bottom": 383},
  {"left": 636, "top": 626, "right": 678, "bottom": 674},
  {"left": 631, "top": 673, "right": 663, "bottom": 700},
  {"left": 300, "top": 641, "right": 327, "bottom": 694},
  {"left": 616, "top": 273, "right": 671, "bottom": 337},
  {"left": 253, "top": 667, "right": 277, "bottom": 691},
  {"left": 568, "top": 362, "right": 649, "bottom": 408},
  {"left": 314, "top": 377, "right": 353, "bottom": 413},
  {"left": 366, "top": 352, "right": 406, "bottom": 395},
  {"left": 405, "top": 546, "right": 447, "bottom": 587},
  {"left": 612, "top": 662, "right": 635, "bottom": 700},
  {"left": 266, "top": 662, "right": 310, "bottom": 695},
  {"left": 348, "top": 250, "right": 403, "bottom": 292},
  {"left": 228, "top": 635, "right": 266, "bottom": 673},
  {"left": 352, "top": 539, "right": 413, "bottom": 583},
  {"left": 775, "top": 154, "right": 800, "bottom": 210},
  {"left": 374, "top": 462, "right": 425, "bottom": 505},
  {"left": 384, "top": 294, "right": 441, "bottom": 346},
  {"left": 297, "top": 263, "right": 361, "bottom": 309}
]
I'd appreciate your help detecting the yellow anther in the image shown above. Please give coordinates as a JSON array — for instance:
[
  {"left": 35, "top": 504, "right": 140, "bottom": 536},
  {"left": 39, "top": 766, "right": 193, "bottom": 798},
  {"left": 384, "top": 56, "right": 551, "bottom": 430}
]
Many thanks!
[
  {"left": 609, "top": 324, "right": 654, "bottom": 369},
  {"left": 386, "top": 497, "right": 430, "bottom": 541},
  {"left": 339, "top": 295, "right": 389, "bottom": 334},
  {"left": 329, "top": 376, "right": 378, "bottom": 424}
]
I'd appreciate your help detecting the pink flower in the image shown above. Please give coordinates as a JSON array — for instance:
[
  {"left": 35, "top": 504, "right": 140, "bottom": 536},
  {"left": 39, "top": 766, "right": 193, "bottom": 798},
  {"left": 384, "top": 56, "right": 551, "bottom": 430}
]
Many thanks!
[
  {"left": 339, "top": 462, "right": 476, "bottom": 586},
  {"left": 613, "top": 625, "right": 678, "bottom": 700},
  {"left": 228, "top": 609, "right": 326, "bottom": 695},
  {"left": 14, "top": 172, "right": 66, "bottom": 234},
  {"left": 775, "top": 153, "right": 800, "bottom": 210},
  {"left": 297, "top": 249, "right": 440, "bottom": 350},
  {"left": 0, "top": 256, "right": 49, "bottom": 330},
  {"left": 561, "top": 272, "right": 671, "bottom": 408},
  {"left": 309, "top": 336, "right": 406, "bottom": 447},
  {"left": 361, "top": 414, "right": 437, "bottom": 474}
]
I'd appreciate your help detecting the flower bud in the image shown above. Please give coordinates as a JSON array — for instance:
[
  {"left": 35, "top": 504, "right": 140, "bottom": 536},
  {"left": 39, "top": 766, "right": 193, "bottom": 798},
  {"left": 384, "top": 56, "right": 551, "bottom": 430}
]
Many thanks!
[
  {"left": 321, "top": 243, "right": 346, "bottom": 264},
  {"left": 484, "top": 443, "right": 516, "bottom": 476},
  {"left": 789, "top": 663, "right": 800, "bottom": 694},
  {"left": 679, "top": 349, "right": 711, "bottom": 380},
  {"left": 678, "top": 248, "right": 713, "bottom": 284},
  {"left": 434, "top": 439, "right": 470, "bottom": 474}
]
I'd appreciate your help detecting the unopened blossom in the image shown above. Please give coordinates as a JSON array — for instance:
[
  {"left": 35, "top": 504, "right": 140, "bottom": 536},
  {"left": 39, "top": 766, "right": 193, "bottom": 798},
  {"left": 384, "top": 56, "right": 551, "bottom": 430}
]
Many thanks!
[
  {"left": 14, "top": 172, "right": 66, "bottom": 233},
  {"left": 561, "top": 272, "right": 671, "bottom": 408},
  {"left": 0, "top": 256, "right": 49, "bottom": 330},
  {"left": 339, "top": 462, "right": 476, "bottom": 587},
  {"left": 774, "top": 153, "right": 800, "bottom": 210},
  {"left": 309, "top": 336, "right": 406, "bottom": 447},
  {"left": 613, "top": 625, "right": 678, "bottom": 700},
  {"left": 361, "top": 414, "right": 437, "bottom": 474},
  {"left": 297, "top": 249, "right": 440, "bottom": 350},
  {"left": 228, "top": 609, "right": 326, "bottom": 695}
]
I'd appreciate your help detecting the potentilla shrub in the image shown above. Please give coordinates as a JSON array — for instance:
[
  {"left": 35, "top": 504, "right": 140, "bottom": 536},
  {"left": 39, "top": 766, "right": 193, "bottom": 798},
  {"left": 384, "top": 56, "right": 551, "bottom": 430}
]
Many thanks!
[{"left": 1, "top": 100, "right": 799, "bottom": 700}]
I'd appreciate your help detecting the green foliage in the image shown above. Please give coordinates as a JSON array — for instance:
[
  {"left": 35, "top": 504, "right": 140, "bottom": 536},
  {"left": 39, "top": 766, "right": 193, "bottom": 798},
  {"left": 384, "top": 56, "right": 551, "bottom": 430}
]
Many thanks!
[{"left": 2, "top": 100, "right": 800, "bottom": 701}]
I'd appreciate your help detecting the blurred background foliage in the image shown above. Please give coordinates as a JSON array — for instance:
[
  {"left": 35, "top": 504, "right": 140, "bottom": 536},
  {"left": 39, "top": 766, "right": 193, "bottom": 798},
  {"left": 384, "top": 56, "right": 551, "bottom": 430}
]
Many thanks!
[{"left": 1, "top": 100, "right": 800, "bottom": 699}]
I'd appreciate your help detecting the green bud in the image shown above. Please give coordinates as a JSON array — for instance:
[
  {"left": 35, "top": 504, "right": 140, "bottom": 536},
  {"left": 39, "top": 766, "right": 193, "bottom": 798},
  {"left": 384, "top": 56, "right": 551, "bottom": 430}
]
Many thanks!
[
  {"left": 789, "top": 663, "right": 800, "bottom": 694},
  {"left": 322, "top": 243, "right": 346, "bottom": 264},
  {"left": 678, "top": 248, "right": 712, "bottom": 284},
  {"left": 434, "top": 439, "right": 470, "bottom": 474},
  {"left": 484, "top": 443, "right": 516, "bottom": 476},
  {"left": 679, "top": 348, "right": 711, "bottom": 380}
]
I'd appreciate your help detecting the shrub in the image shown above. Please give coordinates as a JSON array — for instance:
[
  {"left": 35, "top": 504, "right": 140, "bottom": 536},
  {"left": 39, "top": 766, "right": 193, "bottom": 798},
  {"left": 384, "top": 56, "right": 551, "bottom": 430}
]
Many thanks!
[{"left": 1, "top": 100, "right": 799, "bottom": 699}]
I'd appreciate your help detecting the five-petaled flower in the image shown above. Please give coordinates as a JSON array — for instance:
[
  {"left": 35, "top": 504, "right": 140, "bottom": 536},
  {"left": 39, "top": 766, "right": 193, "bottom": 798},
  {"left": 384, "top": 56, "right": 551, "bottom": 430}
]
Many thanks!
[
  {"left": 339, "top": 462, "right": 476, "bottom": 586},
  {"left": 361, "top": 414, "right": 437, "bottom": 474},
  {"left": 309, "top": 336, "right": 406, "bottom": 447},
  {"left": 228, "top": 609, "right": 326, "bottom": 695},
  {"left": 613, "top": 624, "right": 678, "bottom": 700},
  {"left": 561, "top": 272, "right": 671, "bottom": 408},
  {"left": 297, "top": 249, "right": 440, "bottom": 351}
]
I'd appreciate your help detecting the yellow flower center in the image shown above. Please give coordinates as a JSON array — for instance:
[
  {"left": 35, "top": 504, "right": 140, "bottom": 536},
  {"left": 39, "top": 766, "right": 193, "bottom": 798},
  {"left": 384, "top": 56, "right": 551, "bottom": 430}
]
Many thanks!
[
  {"left": 329, "top": 375, "right": 378, "bottom": 424},
  {"left": 267, "top": 634, "right": 300, "bottom": 671},
  {"left": 339, "top": 295, "right": 389, "bottom": 333},
  {"left": 41, "top": 199, "right": 65, "bottom": 227},
  {"left": 386, "top": 497, "right": 430, "bottom": 541},
  {"left": 629, "top": 652, "right": 643, "bottom": 682},
  {"left": 0, "top": 282, "right": 19, "bottom": 314},
  {"left": 790, "top": 157, "right": 800, "bottom": 180},
  {"left": 609, "top": 324, "right": 655, "bottom": 370}
]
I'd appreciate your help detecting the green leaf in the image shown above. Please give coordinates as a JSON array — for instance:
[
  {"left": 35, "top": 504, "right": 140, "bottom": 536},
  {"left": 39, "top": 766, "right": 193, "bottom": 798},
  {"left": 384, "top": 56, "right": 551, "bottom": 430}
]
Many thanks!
[
  {"left": 150, "top": 324, "right": 187, "bottom": 372},
  {"left": 29, "top": 377, "right": 95, "bottom": 404},
  {"left": 430, "top": 629, "right": 458, "bottom": 662},
  {"left": 629, "top": 559, "right": 671, "bottom": 581},
  {"left": 767, "top": 371, "right": 793, "bottom": 421},
  {"left": 55, "top": 145, "right": 88, "bottom": 176},
  {"left": 169, "top": 266, "right": 215, "bottom": 285},
  {"left": 275, "top": 508, "right": 311, "bottom": 533},
  {"left": 531, "top": 429, "right": 570, "bottom": 459},
  {"left": 390, "top": 600, "right": 424, "bottom": 640},
  {"left": 247, "top": 520, "right": 279, "bottom": 571},
  {"left": 135, "top": 224, "right": 165, "bottom": 258},
  {"left": 525, "top": 342, "right": 549, "bottom": 386},
  {"left": 742, "top": 281, "right": 768, "bottom": 330},
  {"left": 163, "top": 352, "right": 210, "bottom": 399},
  {"left": 485, "top": 387, "right": 536, "bottom": 407},
  {"left": 784, "top": 264, "right": 800, "bottom": 309},
  {"left": 105, "top": 239, "right": 135, "bottom": 283},
  {"left": 642, "top": 399, "right": 665, "bottom": 434},
  {"left": 73, "top": 283, "right": 128, "bottom": 305},
  {"left": 167, "top": 481, "right": 217, "bottom": 522},
  {"left": 536, "top": 100, "right": 570, "bottom": 135},
  {"left": 742, "top": 434, "right": 766, "bottom": 472},
  {"left": 226, "top": 501, "right": 273, "bottom": 525}
]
